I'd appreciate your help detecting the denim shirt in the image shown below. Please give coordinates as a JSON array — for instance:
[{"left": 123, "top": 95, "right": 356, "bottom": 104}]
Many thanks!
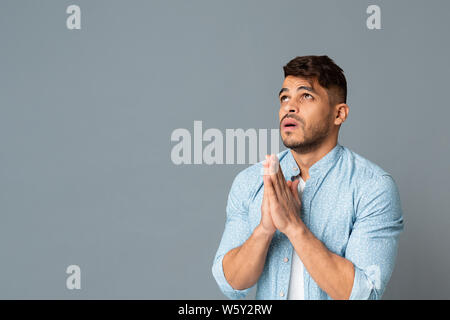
[{"left": 212, "top": 143, "right": 404, "bottom": 300}]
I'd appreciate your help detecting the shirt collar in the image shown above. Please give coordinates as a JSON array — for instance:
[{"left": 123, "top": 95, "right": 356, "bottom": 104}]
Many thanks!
[{"left": 281, "top": 142, "right": 344, "bottom": 181}]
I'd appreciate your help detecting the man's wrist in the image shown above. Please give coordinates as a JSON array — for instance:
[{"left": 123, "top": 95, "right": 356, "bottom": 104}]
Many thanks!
[
  {"left": 254, "top": 224, "right": 276, "bottom": 240},
  {"left": 284, "top": 218, "right": 308, "bottom": 242}
]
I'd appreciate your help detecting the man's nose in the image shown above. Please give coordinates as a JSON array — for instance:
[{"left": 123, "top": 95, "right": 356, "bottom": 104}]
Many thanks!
[{"left": 283, "top": 101, "right": 299, "bottom": 113}]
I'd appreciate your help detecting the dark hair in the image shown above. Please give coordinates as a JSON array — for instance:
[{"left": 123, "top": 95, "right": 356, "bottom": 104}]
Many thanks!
[{"left": 283, "top": 55, "right": 347, "bottom": 106}]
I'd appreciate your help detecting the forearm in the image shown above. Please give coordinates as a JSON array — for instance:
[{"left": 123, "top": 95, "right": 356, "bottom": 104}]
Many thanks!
[
  {"left": 222, "top": 225, "right": 274, "bottom": 290},
  {"left": 286, "top": 223, "right": 355, "bottom": 300}
]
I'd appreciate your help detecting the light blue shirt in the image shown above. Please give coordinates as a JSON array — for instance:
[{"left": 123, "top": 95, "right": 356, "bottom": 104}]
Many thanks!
[{"left": 212, "top": 143, "right": 404, "bottom": 300}]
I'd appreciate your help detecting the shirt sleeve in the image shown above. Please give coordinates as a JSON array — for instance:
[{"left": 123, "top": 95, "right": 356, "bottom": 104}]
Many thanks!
[
  {"left": 345, "top": 174, "right": 404, "bottom": 300},
  {"left": 211, "top": 169, "right": 255, "bottom": 300}
]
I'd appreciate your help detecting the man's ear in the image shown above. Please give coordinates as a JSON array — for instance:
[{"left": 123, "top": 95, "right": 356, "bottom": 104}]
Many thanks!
[{"left": 334, "top": 103, "right": 349, "bottom": 125}]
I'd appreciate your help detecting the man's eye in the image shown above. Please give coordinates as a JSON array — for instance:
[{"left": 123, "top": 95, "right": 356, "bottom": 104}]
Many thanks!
[
  {"left": 280, "top": 96, "right": 288, "bottom": 102},
  {"left": 303, "top": 93, "right": 313, "bottom": 100}
]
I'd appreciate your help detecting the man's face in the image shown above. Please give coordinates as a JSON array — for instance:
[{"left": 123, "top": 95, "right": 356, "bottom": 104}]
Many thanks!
[{"left": 278, "top": 75, "right": 335, "bottom": 153}]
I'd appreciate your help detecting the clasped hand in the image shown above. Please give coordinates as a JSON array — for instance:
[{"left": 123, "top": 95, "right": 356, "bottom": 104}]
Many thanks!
[{"left": 260, "top": 154, "right": 303, "bottom": 237}]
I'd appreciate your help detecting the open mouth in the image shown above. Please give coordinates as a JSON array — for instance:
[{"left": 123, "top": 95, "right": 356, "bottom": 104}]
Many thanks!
[{"left": 282, "top": 118, "right": 299, "bottom": 131}]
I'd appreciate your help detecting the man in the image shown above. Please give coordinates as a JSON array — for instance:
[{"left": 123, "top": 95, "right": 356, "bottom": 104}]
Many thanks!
[{"left": 211, "top": 55, "right": 404, "bottom": 300}]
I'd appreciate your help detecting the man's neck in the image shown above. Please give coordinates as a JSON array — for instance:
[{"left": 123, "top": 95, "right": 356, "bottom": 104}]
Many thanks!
[{"left": 290, "top": 138, "right": 338, "bottom": 181}]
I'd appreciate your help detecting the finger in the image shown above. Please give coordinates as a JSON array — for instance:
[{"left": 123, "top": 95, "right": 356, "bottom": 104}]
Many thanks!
[
  {"left": 290, "top": 179, "right": 301, "bottom": 204},
  {"left": 264, "top": 168, "right": 278, "bottom": 202},
  {"left": 285, "top": 180, "right": 295, "bottom": 200},
  {"left": 267, "top": 153, "right": 278, "bottom": 175},
  {"left": 269, "top": 155, "right": 284, "bottom": 200},
  {"left": 262, "top": 154, "right": 270, "bottom": 175},
  {"left": 263, "top": 174, "right": 270, "bottom": 206},
  {"left": 273, "top": 154, "right": 289, "bottom": 199}
]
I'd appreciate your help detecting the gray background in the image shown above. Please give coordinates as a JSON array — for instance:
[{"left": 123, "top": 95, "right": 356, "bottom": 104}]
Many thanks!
[{"left": 0, "top": 0, "right": 449, "bottom": 299}]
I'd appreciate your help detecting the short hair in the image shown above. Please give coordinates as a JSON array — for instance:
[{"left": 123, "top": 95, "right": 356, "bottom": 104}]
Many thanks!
[{"left": 282, "top": 55, "right": 347, "bottom": 106}]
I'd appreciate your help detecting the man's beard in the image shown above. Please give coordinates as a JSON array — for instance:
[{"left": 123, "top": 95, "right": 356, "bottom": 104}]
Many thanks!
[{"left": 281, "top": 120, "right": 331, "bottom": 154}]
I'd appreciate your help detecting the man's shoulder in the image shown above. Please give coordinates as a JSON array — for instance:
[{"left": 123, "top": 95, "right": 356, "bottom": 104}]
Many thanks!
[
  {"left": 341, "top": 146, "right": 403, "bottom": 220},
  {"left": 340, "top": 145, "right": 400, "bottom": 198},
  {"left": 341, "top": 145, "right": 392, "bottom": 180}
]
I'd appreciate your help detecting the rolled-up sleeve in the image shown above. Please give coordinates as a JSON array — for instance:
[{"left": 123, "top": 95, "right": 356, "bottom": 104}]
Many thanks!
[
  {"left": 345, "top": 174, "right": 404, "bottom": 300},
  {"left": 211, "top": 170, "right": 255, "bottom": 300}
]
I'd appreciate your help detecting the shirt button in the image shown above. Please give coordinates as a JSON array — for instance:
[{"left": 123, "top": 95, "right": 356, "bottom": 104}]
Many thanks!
[
  {"left": 280, "top": 291, "right": 285, "bottom": 297},
  {"left": 283, "top": 257, "right": 289, "bottom": 263},
  {"left": 293, "top": 167, "right": 298, "bottom": 171}
]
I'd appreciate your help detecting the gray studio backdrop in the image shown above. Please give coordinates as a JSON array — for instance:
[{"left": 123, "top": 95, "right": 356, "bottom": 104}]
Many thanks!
[{"left": 1, "top": 0, "right": 449, "bottom": 299}]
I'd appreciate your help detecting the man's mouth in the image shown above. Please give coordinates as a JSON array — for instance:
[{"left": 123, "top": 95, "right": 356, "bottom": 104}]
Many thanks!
[{"left": 281, "top": 118, "right": 299, "bottom": 131}]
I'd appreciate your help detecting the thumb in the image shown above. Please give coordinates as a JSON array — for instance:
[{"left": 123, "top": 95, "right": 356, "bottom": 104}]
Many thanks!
[{"left": 290, "top": 179, "right": 301, "bottom": 203}]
